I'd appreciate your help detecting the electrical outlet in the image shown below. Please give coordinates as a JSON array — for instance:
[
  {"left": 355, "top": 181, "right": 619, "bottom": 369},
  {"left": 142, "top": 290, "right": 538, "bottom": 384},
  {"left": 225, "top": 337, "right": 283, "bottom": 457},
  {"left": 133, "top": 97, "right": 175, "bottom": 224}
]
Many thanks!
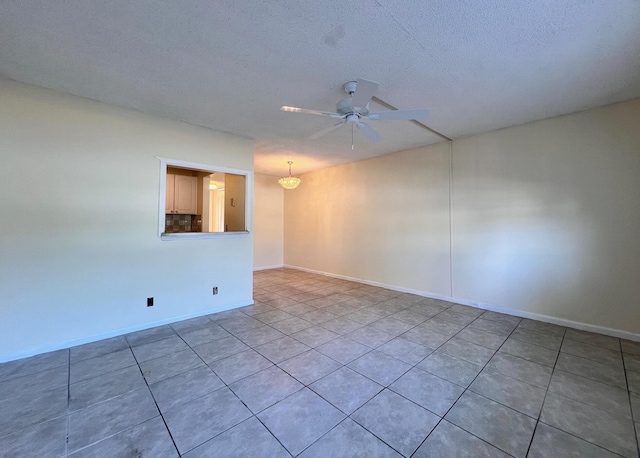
[
  {"left": 147, "top": 297, "right": 154, "bottom": 307},
  {"left": 212, "top": 287, "right": 218, "bottom": 295}
]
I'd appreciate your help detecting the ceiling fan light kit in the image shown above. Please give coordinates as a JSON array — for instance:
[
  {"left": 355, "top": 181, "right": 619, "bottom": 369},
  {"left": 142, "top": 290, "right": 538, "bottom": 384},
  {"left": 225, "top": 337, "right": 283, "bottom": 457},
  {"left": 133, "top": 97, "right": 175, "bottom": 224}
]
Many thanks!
[
  {"left": 278, "top": 161, "right": 301, "bottom": 190},
  {"left": 280, "top": 79, "right": 429, "bottom": 147}
]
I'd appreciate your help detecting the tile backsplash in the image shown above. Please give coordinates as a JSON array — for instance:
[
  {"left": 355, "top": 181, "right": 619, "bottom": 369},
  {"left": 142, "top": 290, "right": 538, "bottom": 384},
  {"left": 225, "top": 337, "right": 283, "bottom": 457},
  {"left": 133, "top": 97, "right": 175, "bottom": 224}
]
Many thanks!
[{"left": 165, "top": 214, "right": 202, "bottom": 233}]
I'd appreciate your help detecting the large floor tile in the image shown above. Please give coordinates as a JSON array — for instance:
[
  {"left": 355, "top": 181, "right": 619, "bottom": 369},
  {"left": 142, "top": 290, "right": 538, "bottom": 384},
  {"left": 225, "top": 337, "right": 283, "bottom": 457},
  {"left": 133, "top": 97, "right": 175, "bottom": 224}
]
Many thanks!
[
  {"left": 270, "top": 316, "right": 314, "bottom": 334},
  {"left": 178, "top": 324, "right": 231, "bottom": 347},
  {"left": 192, "top": 335, "right": 250, "bottom": 364},
  {"left": 555, "top": 352, "right": 626, "bottom": 389},
  {"left": 622, "top": 340, "right": 640, "bottom": 356},
  {"left": 70, "top": 336, "right": 128, "bottom": 363},
  {"left": 498, "top": 337, "right": 558, "bottom": 367},
  {"left": 417, "top": 351, "right": 483, "bottom": 387},
  {"left": 169, "top": 315, "right": 213, "bottom": 333},
  {"left": 70, "top": 347, "right": 136, "bottom": 384},
  {"left": 320, "top": 317, "right": 364, "bottom": 335},
  {"left": 347, "top": 326, "right": 395, "bottom": 348},
  {"left": 369, "top": 317, "right": 415, "bottom": 336},
  {"left": 69, "top": 416, "right": 178, "bottom": 458},
  {"left": 254, "top": 309, "right": 294, "bottom": 324},
  {"left": 347, "top": 351, "right": 411, "bottom": 386},
  {"left": 163, "top": 386, "right": 252, "bottom": 454},
  {"left": 467, "top": 318, "right": 516, "bottom": 337},
  {"left": 208, "top": 348, "right": 273, "bottom": 384},
  {"left": 69, "top": 365, "right": 146, "bottom": 411},
  {"left": 400, "top": 327, "right": 450, "bottom": 348},
  {"left": 183, "top": 417, "right": 290, "bottom": 458},
  {"left": 235, "top": 325, "right": 286, "bottom": 347},
  {"left": 469, "top": 369, "right": 546, "bottom": 417},
  {"left": 435, "top": 310, "right": 477, "bottom": 326},
  {"left": 255, "top": 336, "right": 310, "bottom": 363},
  {"left": 377, "top": 337, "right": 433, "bottom": 365},
  {"left": 561, "top": 338, "right": 623, "bottom": 367},
  {"left": 217, "top": 316, "right": 266, "bottom": 334},
  {"left": 149, "top": 365, "right": 224, "bottom": 413},
  {"left": 257, "top": 388, "right": 345, "bottom": 456},
  {"left": 455, "top": 327, "right": 506, "bottom": 350},
  {"left": 437, "top": 337, "right": 495, "bottom": 366},
  {"left": 418, "top": 317, "right": 466, "bottom": 337},
  {"left": 564, "top": 328, "right": 620, "bottom": 351},
  {"left": 540, "top": 392, "right": 637, "bottom": 457},
  {"left": 414, "top": 420, "right": 510, "bottom": 458},
  {"left": 445, "top": 391, "right": 536, "bottom": 457},
  {"left": 292, "top": 326, "right": 340, "bottom": 347},
  {"left": 479, "top": 310, "right": 521, "bottom": 326},
  {"left": 139, "top": 347, "right": 203, "bottom": 384},
  {"left": 277, "top": 349, "right": 341, "bottom": 385},
  {"left": 125, "top": 325, "right": 177, "bottom": 346},
  {"left": 626, "top": 353, "right": 640, "bottom": 373},
  {"left": 345, "top": 309, "right": 385, "bottom": 325},
  {"left": 229, "top": 365, "right": 303, "bottom": 413},
  {"left": 485, "top": 353, "right": 552, "bottom": 388},
  {"left": 352, "top": 389, "right": 439, "bottom": 457},
  {"left": 0, "top": 349, "right": 68, "bottom": 383},
  {"left": 390, "top": 308, "right": 430, "bottom": 326},
  {"left": 131, "top": 335, "right": 188, "bottom": 363},
  {"left": 0, "top": 385, "right": 68, "bottom": 437},
  {"left": 67, "top": 388, "right": 159, "bottom": 453},
  {"left": 310, "top": 365, "right": 383, "bottom": 414},
  {"left": 548, "top": 369, "right": 632, "bottom": 419},
  {"left": 0, "top": 364, "right": 68, "bottom": 402},
  {"left": 389, "top": 367, "right": 464, "bottom": 416},
  {"left": 628, "top": 370, "right": 640, "bottom": 393},
  {"left": 509, "top": 327, "right": 563, "bottom": 350},
  {"left": 516, "top": 319, "right": 566, "bottom": 337},
  {"left": 0, "top": 416, "right": 67, "bottom": 458},
  {"left": 528, "top": 422, "right": 620, "bottom": 458},
  {"left": 299, "top": 418, "right": 401, "bottom": 458},
  {"left": 316, "top": 335, "right": 370, "bottom": 364}
]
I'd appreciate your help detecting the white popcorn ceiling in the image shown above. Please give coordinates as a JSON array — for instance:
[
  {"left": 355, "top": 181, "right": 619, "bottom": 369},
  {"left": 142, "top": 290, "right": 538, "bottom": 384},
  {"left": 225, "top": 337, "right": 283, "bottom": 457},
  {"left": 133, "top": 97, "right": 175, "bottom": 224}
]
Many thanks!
[{"left": 1, "top": 0, "right": 639, "bottom": 175}]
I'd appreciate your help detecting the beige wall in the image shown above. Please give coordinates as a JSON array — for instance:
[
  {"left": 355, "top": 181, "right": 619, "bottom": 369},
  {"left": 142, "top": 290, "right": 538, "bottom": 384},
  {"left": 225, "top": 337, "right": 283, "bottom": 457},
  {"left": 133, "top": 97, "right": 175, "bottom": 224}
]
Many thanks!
[
  {"left": 253, "top": 174, "right": 284, "bottom": 269},
  {"left": 284, "top": 143, "right": 452, "bottom": 296},
  {"left": 284, "top": 98, "right": 640, "bottom": 336},
  {"left": 0, "top": 79, "right": 254, "bottom": 361}
]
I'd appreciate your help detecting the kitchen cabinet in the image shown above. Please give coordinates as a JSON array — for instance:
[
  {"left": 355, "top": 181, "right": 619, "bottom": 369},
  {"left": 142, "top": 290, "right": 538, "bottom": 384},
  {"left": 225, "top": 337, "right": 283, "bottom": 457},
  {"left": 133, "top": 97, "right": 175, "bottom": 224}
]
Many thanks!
[{"left": 166, "top": 173, "right": 197, "bottom": 214}]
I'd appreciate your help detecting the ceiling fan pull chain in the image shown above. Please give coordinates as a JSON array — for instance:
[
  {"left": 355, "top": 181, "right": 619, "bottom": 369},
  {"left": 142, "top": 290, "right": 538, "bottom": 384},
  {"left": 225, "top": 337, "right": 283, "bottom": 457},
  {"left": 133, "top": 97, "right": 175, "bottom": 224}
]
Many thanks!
[{"left": 352, "top": 123, "right": 354, "bottom": 150}]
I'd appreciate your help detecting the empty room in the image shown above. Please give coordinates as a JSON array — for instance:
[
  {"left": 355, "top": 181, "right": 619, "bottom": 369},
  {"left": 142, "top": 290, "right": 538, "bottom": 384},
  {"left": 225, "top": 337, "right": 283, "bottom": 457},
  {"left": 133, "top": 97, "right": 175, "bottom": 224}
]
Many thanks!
[{"left": 1, "top": 1, "right": 639, "bottom": 457}]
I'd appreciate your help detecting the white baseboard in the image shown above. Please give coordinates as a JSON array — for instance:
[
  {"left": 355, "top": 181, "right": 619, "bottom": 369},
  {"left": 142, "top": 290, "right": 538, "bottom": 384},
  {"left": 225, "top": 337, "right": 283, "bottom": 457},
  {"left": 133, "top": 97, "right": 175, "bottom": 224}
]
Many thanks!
[
  {"left": 0, "top": 299, "right": 254, "bottom": 363},
  {"left": 284, "top": 264, "right": 640, "bottom": 342},
  {"left": 253, "top": 264, "right": 284, "bottom": 271}
]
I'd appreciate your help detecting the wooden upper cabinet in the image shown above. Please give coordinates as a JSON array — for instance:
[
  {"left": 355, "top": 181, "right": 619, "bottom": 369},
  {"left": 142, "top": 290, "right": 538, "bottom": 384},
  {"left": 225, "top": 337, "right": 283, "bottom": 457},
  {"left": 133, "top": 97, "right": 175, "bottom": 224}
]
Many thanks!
[{"left": 166, "top": 173, "right": 197, "bottom": 214}]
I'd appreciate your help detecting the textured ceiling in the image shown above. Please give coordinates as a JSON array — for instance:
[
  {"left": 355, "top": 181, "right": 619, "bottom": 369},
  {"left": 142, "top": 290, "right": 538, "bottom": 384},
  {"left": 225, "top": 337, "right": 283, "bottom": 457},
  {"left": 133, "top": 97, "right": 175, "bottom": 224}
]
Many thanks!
[{"left": 1, "top": 1, "right": 639, "bottom": 175}]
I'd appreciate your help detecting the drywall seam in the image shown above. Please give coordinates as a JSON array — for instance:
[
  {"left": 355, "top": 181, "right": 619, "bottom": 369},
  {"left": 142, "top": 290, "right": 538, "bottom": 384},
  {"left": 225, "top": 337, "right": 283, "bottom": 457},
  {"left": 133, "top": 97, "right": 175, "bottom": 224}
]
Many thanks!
[
  {"left": 0, "top": 299, "right": 254, "bottom": 363},
  {"left": 284, "top": 264, "right": 640, "bottom": 343}
]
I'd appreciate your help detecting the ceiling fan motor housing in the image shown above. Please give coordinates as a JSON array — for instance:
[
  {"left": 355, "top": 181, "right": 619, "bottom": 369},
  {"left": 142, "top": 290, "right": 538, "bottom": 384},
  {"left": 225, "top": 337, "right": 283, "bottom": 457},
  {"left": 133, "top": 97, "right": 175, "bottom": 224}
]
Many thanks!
[{"left": 336, "top": 97, "right": 369, "bottom": 117}]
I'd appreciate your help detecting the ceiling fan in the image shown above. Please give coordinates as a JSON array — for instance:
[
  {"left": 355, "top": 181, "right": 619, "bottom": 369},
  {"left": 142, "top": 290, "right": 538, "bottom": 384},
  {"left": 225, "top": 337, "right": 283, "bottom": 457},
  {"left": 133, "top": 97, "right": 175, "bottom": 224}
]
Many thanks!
[{"left": 281, "top": 79, "right": 428, "bottom": 146}]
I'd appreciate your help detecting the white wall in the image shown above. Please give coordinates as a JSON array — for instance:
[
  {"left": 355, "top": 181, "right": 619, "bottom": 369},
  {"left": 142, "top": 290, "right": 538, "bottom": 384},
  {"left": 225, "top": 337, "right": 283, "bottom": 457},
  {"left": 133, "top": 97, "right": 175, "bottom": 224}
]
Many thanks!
[
  {"left": 452, "top": 99, "right": 640, "bottom": 334},
  {"left": 0, "top": 79, "right": 254, "bottom": 361},
  {"left": 253, "top": 173, "right": 284, "bottom": 269},
  {"left": 284, "top": 98, "right": 640, "bottom": 336}
]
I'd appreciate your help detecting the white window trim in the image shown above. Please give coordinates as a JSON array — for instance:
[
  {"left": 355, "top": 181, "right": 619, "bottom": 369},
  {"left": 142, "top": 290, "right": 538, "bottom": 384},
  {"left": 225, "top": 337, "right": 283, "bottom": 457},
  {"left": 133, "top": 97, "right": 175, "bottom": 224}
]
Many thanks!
[{"left": 157, "top": 157, "right": 253, "bottom": 240}]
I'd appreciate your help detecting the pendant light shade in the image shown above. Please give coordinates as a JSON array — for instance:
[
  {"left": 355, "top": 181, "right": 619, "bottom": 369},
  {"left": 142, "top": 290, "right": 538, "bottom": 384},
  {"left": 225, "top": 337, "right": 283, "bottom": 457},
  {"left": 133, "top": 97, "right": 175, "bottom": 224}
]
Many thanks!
[{"left": 278, "top": 161, "right": 301, "bottom": 190}]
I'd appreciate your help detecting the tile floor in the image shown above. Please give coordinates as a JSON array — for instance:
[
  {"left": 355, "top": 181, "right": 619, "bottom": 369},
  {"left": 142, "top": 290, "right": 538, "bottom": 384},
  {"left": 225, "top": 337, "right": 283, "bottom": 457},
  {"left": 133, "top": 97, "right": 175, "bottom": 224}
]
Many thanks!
[{"left": 2, "top": 268, "right": 640, "bottom": 457}]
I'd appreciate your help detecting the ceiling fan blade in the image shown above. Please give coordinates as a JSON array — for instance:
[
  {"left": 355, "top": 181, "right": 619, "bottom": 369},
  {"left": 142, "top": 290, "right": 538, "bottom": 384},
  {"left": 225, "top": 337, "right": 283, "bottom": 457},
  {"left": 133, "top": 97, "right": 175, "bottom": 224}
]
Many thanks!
[
  {"left": 307, "top": 121, "right": 345, "bottom": 140},
  {"left": 351, "top": 79, "right": 379, "bottom": 110},
  {"left": 367, "top": 109, "right": 428, "bottom": 121},
  {"left": 356, "top": 122, "right": 381, "bottom": 142},
  {"left": 281, "top": 106, "right": 343, "bottom": 118}
]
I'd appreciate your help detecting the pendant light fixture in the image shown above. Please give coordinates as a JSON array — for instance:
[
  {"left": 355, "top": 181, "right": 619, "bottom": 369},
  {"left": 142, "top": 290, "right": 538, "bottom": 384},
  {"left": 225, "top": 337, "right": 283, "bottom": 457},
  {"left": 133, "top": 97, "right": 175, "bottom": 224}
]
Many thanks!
[{"left": 278, "top": 161, "right": 301, "bottom": 190}]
